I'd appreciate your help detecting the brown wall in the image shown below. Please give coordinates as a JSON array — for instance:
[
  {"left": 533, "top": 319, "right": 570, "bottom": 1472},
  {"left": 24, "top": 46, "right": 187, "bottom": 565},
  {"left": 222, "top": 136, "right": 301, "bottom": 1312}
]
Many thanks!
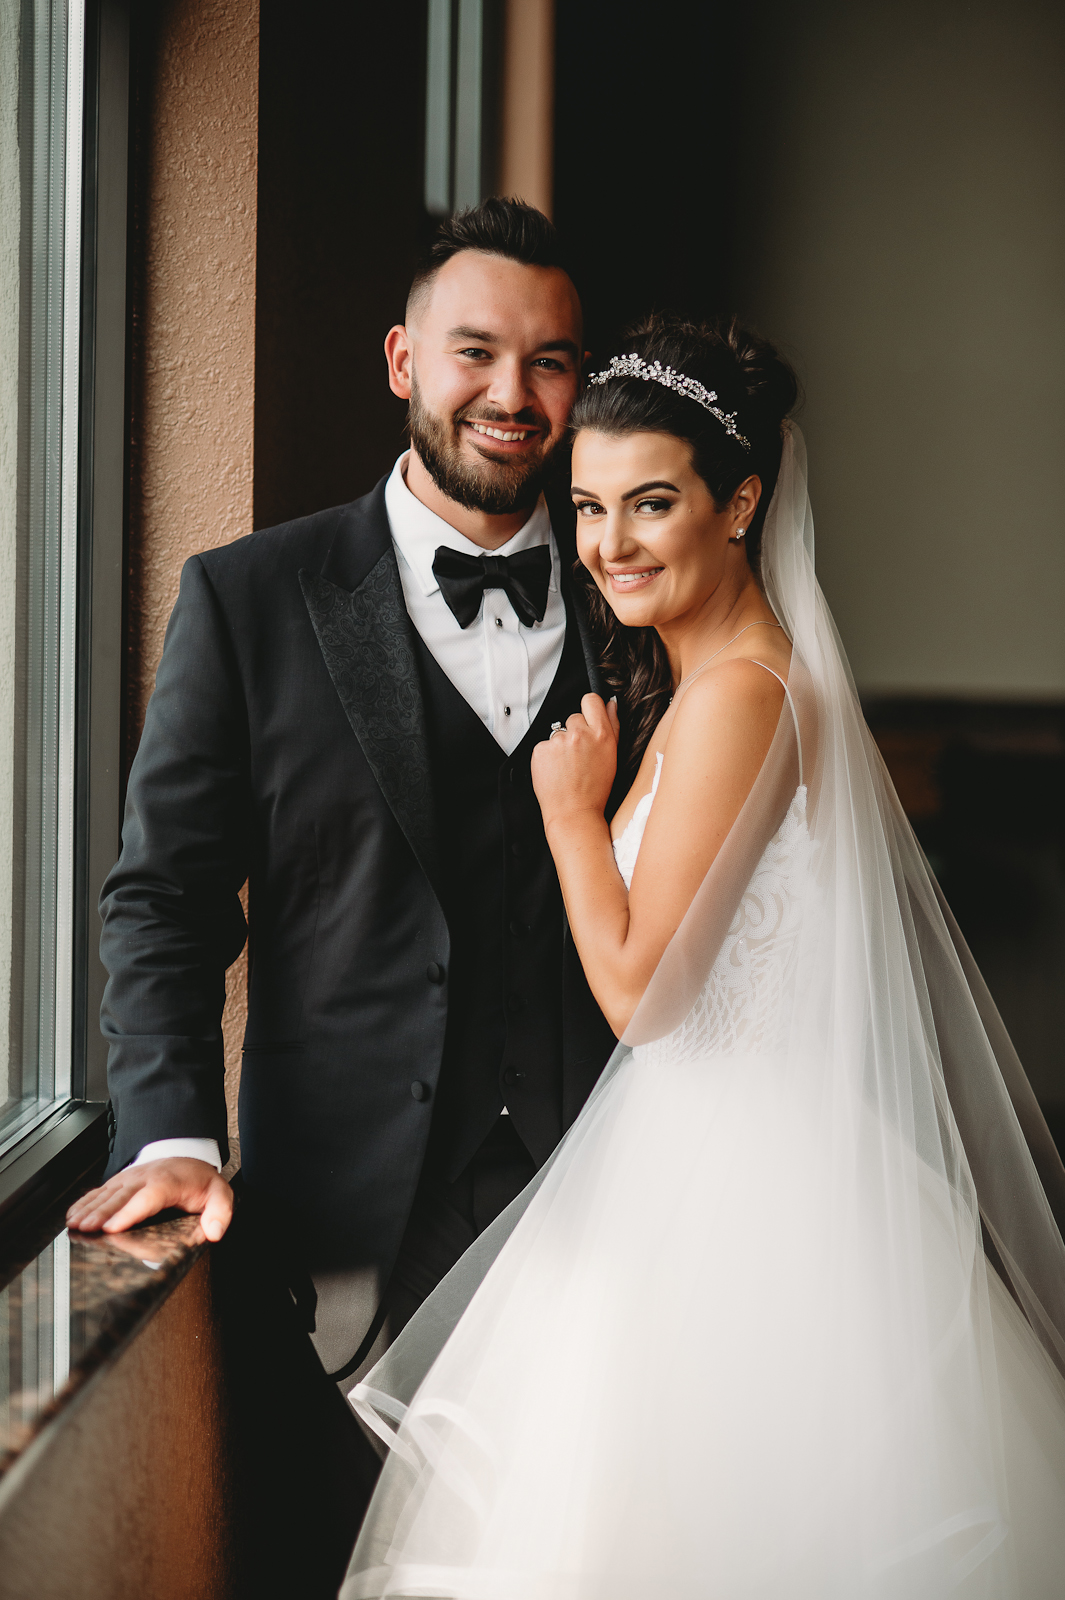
[
  {"left": 0, "top": 1257, "right": 233, "bottom": 1600},
  {"left": 126, "top": 0, "right": 260, "bottom": 1138}
]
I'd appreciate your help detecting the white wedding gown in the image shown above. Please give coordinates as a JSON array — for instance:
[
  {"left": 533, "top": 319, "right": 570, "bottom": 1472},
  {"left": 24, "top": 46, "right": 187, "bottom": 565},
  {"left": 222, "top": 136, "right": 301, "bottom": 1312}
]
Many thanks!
[
  {"left": 342, "top": 736, "right": 1065, "bottom": 1599},
  {"left": 340, "top": 432, "right": 1065, "bottom": 1599}
]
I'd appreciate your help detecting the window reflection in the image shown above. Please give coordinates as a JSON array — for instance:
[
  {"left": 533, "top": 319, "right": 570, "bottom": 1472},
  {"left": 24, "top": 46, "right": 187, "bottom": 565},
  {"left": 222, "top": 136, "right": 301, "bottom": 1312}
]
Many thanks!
[{"left": 0, "top": 1230, "right": 71, "bottom": 1452}]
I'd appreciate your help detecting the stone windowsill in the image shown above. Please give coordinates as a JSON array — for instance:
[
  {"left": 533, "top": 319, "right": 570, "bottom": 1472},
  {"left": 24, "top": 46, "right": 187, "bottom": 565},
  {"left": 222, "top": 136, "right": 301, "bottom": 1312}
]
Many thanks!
[{"left": 0, "top": 1151, "right": 239, "bottom": 1514}]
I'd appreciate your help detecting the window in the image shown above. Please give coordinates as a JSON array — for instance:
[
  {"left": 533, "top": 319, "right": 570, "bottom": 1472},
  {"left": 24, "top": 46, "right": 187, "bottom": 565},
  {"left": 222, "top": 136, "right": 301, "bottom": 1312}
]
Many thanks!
[
  {"left": 0, "top": 0, "right": 85, "bottom": 1157},
  {"left": 424, "top": 0, "right": 497, "bottom": 215}
]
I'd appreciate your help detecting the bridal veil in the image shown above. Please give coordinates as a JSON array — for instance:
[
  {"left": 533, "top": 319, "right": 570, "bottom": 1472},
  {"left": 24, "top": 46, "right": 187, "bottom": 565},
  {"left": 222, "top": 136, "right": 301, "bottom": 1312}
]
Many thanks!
[{"left": 340, "top": 426, "right": 1065, "bottom": 1597}]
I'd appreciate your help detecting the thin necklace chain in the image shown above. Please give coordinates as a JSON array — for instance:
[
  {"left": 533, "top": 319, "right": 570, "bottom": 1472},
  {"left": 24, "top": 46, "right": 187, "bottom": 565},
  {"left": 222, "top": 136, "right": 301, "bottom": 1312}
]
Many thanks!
[{"left": 670, "top": 621, "right": 783, "bottom": 703}]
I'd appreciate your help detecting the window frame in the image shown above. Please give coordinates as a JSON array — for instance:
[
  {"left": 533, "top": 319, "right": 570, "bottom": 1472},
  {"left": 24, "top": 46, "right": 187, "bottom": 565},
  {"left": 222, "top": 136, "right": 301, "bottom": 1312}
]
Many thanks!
[{"left": 0, "top": 0, "right": 129, "bottom": 1229}]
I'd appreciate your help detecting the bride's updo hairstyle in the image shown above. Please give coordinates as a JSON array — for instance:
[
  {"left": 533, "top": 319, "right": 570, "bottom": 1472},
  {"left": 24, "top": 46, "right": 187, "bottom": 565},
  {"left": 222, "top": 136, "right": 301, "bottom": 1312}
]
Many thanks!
[{"left": 570, "top": 313, "right": 799, "bottom": 776}]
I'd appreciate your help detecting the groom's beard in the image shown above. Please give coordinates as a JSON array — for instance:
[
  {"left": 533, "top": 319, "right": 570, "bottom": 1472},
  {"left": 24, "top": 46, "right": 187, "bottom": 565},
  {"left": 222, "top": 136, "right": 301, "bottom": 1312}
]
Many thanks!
[{"left": 407, "top": 374, "right": 562, "bottom": 516}]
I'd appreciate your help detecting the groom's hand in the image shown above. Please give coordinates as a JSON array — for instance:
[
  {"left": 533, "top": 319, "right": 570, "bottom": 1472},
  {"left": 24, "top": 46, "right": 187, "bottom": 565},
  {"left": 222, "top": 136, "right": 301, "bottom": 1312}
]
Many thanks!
[
  {"left": 532, "top": 693, "right": 620, "bottom": 833},
  {"left": 66, "top": 1158, "right": 234, "bottom": 1242}
]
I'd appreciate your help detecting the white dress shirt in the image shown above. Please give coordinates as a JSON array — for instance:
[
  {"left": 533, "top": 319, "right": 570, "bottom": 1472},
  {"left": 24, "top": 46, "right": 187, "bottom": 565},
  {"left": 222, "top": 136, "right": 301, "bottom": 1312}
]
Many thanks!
[
  {"left": 133, "top": 1135, "right": 224, "bottom": 1173},
  {"left": 134, "top": 452, "right": 567, "bottom": 1172}
]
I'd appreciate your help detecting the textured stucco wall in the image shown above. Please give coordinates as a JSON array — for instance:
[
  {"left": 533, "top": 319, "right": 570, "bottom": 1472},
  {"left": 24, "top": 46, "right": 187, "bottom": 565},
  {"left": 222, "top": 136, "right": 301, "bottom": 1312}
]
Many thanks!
[{"left": 127, "top": 0, "right": 258, "bottom": 1143}]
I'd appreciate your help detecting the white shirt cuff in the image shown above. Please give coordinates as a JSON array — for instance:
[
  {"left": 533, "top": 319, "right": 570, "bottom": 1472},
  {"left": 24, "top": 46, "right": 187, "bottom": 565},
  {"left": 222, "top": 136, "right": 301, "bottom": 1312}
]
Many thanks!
[{"left": 131, "top": 1137, "right": 223, "bottom": 1172}]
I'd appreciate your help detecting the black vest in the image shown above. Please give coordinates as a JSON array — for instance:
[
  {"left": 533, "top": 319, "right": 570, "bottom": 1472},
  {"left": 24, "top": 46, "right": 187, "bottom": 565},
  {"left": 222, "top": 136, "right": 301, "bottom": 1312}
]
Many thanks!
[{"left": 413, "top": 606, "right": 613, "bottom": 1181}]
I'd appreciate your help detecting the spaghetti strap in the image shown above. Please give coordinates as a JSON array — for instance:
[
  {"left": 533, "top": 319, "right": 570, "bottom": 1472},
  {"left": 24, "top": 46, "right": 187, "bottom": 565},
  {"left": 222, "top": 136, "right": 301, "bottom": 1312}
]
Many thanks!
[
  {"left": 670, "top": 647, "right": 804, "bottom": 789},
  {"left": 749, "top": 661, "right": 803, "bottom": 788}
]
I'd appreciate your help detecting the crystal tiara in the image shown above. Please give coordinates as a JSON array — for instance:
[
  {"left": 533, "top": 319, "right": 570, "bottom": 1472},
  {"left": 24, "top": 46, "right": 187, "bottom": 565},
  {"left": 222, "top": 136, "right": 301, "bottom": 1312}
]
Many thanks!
[{"left": 587, "top": 354, "right": 751, "bottom": 451}]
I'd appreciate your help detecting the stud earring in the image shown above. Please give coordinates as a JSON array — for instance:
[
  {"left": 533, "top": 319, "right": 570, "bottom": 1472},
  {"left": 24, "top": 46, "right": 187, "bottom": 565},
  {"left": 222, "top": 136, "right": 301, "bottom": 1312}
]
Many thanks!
[{"left": 735, "top": 527, "right": 746, "bottom": 539}]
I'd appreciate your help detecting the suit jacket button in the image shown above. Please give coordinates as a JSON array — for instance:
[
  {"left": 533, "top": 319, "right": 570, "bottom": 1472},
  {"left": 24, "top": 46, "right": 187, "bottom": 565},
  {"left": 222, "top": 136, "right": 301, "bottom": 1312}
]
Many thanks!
[
  {"left": 509, "top": 920, "right": 528, "bottom": 937},
  {"left": 510, "top": 842, "right": 524, "bottom": 858},
  {"left": 508, "top": 993, "right": 525, "bottom": 1014},
  {"left": 426, "top": 961, "right": 445, "bottom": 984},
  {"left": 411, "top": 1080, "right": 430, "bottom": 1101}
]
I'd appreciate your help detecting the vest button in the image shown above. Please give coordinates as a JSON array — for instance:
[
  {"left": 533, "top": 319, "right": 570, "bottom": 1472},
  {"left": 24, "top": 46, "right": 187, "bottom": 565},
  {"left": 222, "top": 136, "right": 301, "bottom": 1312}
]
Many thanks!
[
  {"left": 411, "top": 1080, "right": 430, "bottom": 1101},
  {"left": 426, "top": 961, "right": 445, "bottom": 984},
  {"left": 503, "top": 1068, "right": 527, "bottom": 1087},
  {"left": 509, "top": 920, "right": 528, "bottom": 937}
]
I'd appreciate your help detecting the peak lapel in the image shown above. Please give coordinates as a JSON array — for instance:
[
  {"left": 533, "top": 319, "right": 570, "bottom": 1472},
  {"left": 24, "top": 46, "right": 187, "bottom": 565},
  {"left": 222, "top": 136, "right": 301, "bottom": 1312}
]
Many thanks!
[{"left": 301, "top": 546, "right": 441, "bottom": 894}]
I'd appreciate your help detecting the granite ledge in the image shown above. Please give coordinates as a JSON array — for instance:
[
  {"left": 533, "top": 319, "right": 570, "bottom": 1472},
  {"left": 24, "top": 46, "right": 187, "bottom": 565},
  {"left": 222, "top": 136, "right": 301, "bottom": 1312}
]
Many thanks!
[{"left": 0, "top": 1210, "right": 210, "bottom": 1501}]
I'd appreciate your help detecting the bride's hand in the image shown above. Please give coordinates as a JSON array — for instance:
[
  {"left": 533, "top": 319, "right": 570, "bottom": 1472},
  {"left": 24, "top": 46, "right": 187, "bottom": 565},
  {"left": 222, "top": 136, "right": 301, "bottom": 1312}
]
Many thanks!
[{"left": 532, "top": 694, "right": 620, "bottom": 833}]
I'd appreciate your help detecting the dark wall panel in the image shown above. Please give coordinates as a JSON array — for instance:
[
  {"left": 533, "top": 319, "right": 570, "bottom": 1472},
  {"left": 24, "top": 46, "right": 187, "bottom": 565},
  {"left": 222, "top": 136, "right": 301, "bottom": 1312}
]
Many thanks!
[
  {"left": 255, "top": 0, "right": 431, "bottom": 528},
  {"left": 553, "top": 0, "right": 743, "bottom": 359}
]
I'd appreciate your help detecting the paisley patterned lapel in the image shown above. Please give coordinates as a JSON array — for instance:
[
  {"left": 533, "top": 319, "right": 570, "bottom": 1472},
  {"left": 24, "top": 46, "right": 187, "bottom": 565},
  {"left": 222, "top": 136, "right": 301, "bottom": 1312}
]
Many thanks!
[{"left": 300, "top": 550, "right": 440, "bottom": 893}]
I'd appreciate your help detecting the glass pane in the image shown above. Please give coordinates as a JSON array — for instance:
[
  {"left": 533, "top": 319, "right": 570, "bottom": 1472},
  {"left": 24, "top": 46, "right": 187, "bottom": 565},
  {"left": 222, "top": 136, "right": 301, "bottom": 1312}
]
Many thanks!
[{"left": 0, "top": 0, "right": 83, "bottom": 1152}]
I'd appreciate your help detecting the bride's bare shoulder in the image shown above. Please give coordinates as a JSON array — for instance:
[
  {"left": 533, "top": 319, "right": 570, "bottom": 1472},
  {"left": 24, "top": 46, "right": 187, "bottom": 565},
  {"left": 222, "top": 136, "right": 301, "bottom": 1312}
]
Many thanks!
[{"left": 663, "top": 655, "right": 787, "bottom": 775}]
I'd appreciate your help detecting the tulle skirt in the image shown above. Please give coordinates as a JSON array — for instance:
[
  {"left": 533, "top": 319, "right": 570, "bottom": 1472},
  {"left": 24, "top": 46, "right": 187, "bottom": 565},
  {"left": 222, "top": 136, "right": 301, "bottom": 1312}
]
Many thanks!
[{"left": 342, "top": 1045, "right": 1065, "bottom": 1599}]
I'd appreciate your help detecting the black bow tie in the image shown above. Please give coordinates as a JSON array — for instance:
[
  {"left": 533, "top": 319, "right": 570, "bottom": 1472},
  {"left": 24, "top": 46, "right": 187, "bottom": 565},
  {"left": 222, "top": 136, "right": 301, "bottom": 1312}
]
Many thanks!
[{"left": 432, "top": 544, "right": 552, "bottom": 629}]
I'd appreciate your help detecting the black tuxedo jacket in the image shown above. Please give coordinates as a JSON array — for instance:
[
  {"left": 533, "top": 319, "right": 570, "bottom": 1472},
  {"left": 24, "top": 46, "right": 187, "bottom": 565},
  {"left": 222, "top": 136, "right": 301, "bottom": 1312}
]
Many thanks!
[{"left": 101, "top": 478, "right": 615, "bottom": 1360}]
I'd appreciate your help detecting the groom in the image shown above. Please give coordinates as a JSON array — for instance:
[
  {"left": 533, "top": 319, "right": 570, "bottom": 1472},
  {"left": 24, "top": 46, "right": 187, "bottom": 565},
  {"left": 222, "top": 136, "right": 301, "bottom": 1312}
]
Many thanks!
[{"left": 68, "top": 198, "right": 616, "bottom": 1590}]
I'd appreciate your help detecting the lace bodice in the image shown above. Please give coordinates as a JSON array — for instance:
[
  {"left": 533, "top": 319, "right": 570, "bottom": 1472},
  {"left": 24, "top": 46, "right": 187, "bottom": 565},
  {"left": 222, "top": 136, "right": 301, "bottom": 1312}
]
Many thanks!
[{"left": 613, "top": 758, "right": 812, "bottom": 1062}]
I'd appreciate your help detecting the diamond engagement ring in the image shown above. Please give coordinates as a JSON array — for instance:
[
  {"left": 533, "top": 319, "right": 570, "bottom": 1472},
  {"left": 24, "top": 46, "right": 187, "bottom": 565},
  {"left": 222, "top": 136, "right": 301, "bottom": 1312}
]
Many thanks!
[{"left": 549, "top": 722, "right": 564, "bottom": 737}]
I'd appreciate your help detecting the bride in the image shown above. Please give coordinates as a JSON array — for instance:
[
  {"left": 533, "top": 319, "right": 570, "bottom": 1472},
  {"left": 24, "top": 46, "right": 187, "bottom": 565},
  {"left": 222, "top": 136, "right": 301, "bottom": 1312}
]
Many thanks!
[{"left": 339, "top": 316, "right": 1065, "bottom": 1598}]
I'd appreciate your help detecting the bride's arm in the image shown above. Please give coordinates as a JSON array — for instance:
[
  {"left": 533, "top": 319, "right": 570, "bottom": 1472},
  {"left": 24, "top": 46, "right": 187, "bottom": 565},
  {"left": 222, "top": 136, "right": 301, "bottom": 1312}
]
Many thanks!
[{"left": 532, "top": 665, "right": 784, "bottom": 1036}]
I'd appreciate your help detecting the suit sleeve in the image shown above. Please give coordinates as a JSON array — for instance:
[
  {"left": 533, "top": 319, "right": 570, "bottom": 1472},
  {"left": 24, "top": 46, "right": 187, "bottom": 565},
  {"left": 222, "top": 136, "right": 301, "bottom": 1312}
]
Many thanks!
[{"left": 101, "top": 555, "right": 251, "bottom": 1175}]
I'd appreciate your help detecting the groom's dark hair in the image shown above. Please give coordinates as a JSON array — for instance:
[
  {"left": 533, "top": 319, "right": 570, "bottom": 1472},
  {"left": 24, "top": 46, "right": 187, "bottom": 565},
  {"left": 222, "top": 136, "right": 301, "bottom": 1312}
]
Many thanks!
[{"left": 406, "top": 197, "right": 574, "bottom": 318}]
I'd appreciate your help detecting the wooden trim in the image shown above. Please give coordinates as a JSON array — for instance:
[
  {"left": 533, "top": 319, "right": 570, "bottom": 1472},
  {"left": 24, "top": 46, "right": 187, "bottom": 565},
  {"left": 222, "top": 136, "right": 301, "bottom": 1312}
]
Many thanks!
[{"left": 497, "top": 0, "right": 554, "bottom": 215}]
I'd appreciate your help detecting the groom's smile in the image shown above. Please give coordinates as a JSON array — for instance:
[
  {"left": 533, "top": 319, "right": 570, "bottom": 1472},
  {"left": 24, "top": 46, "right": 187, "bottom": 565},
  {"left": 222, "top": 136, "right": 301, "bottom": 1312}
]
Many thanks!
[
  {"left": 459, "top": 407, "right": 547, "bottom": 461},
  {"left": 464, "top": 417, "right": 541, "bottom": 448}
]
